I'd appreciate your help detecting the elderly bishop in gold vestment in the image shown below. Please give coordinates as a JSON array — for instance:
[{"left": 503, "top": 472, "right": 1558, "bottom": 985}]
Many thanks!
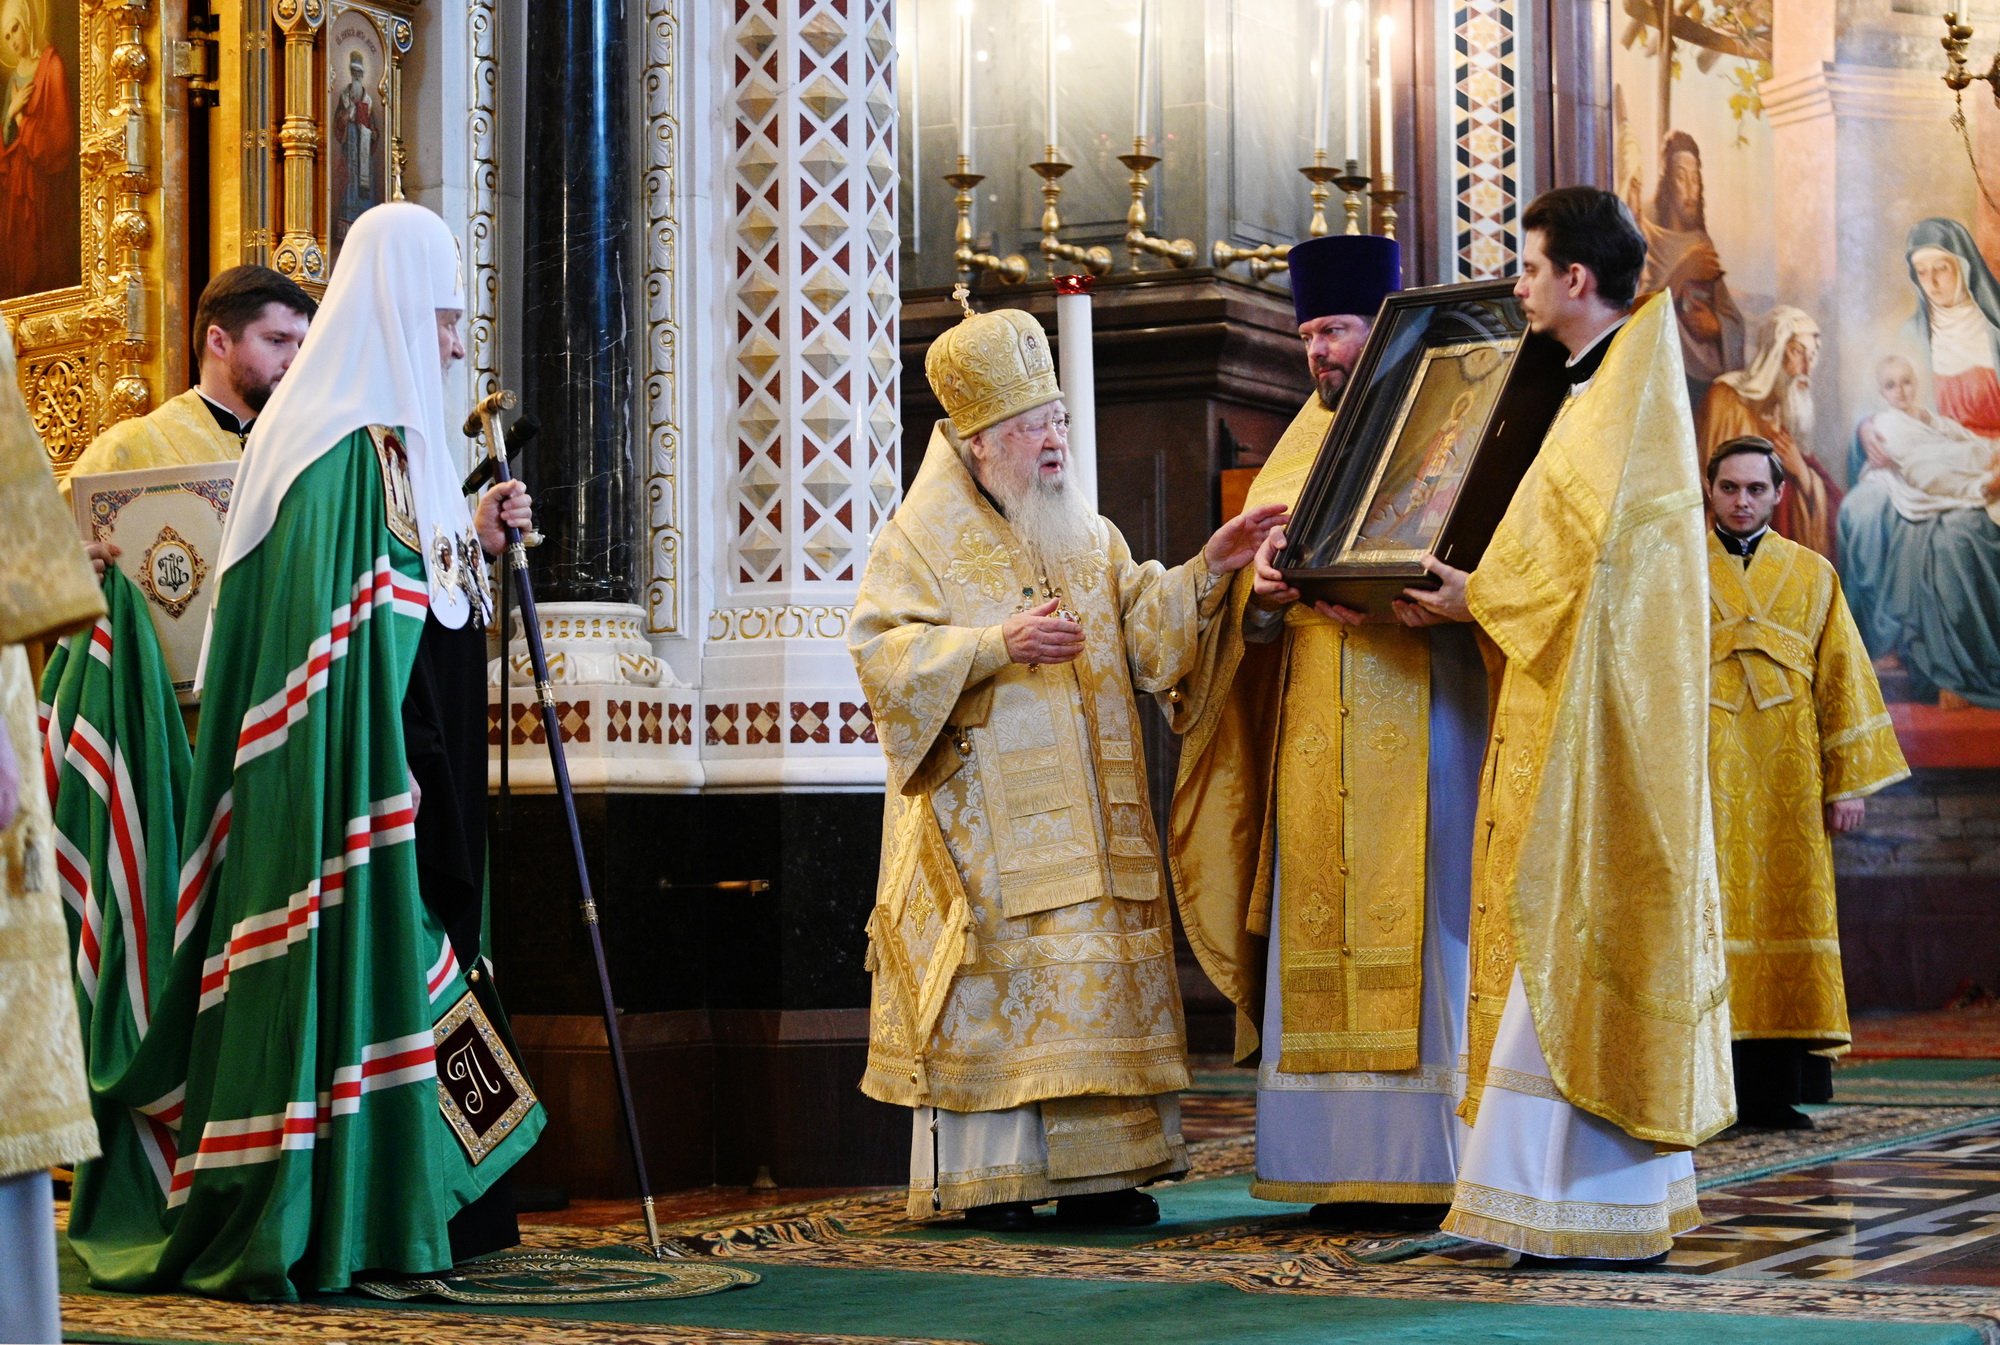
[
  {"left": 1403, "top": 190, "right": 1733, "bottom": 1266},
  {"left": 850, "top": 299, "right": 1283, "bottom": 1230},
  {"left": 1706, "top": 437, "right": 1909, "bottom": 1129}
]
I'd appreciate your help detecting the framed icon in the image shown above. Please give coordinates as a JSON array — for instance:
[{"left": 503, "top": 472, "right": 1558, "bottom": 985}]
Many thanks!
[{"left": 1278, "top": 278, "right": 1573, "bottom": 613}]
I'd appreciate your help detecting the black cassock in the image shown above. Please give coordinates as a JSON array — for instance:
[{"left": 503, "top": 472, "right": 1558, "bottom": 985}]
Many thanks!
[{"left": 402, "top": 612, "right": 521, "bottom": 1261}]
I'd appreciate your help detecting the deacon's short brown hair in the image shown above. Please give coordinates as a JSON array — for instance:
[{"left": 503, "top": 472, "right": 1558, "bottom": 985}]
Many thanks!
[
  {"left": 191, "top": 266, "right": 318, "bottom": 370},
  {"left": 1707, "top": 434, "right": 1786, "bottom": 488}
]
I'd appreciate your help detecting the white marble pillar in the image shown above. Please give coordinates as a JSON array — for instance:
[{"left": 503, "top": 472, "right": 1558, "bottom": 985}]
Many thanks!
[{"left": 698, "top": 0, "right": 901, "bottom": 789}]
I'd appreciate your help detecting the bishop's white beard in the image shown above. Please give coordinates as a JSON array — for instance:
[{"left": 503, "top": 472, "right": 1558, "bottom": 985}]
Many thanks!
[{"left": 979, "top": 451, "right": 1100, "bottom": 570}]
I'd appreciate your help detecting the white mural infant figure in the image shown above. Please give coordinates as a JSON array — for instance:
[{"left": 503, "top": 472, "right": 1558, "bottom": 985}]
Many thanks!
[{"left": 1858, "top": 354, "right": 2000, "bottom": 525}]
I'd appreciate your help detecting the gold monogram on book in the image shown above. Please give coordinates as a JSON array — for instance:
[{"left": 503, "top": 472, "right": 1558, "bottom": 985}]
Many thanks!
[
  {"left": 433, "top": 989, "right": 537, "bottom": 1163},
  {"left": 368, "top": 426, "right": 421, "bottom": 551},
  {"left": 136, "top": 524, "right": 209, "bottom": 620}
]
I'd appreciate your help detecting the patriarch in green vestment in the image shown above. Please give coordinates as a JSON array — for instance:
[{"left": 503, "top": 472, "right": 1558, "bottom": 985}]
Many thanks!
[{"left": 50, "top": 202, "right": 542, "bottom": 1301}]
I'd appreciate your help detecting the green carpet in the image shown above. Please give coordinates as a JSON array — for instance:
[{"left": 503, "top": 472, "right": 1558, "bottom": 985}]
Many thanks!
[
  {"left": 62, "top": 1256, "right": 1993, "bottom": 1345},
  {"left": 59, "top": 1166, "right": 2000, "bottom": 1345},
  {"left": 1834, "top": 1058, "right": 2000, "bottom": 1106}
]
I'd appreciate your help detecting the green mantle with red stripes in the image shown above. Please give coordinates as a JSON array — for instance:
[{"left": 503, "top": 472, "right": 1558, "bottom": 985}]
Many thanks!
[{"left": 41, "top": 427, "right": 542, "bottom": 1301}]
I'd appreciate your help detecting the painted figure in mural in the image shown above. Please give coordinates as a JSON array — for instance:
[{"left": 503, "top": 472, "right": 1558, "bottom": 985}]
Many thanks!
[
  {"left": 1856, "top": 357, "right": 2000, "bottom": 523},
  {"left": 1901, "top": 218, "right": 2000, "bottom": 437},
  {"left": 334, "top": 49, "right": 377, "bottom": 225},
  {"left": 1705, "top": 436, "right": 1907, "bottom": 1131},
  {"left": 0, "top": 0, "right": 78, "bottom": 301},
  {"left": 1839, "top": 353, "right": 2000, "bottom": 710},
  {"left": 1698, "top": 307, "right": 1840, "bottom": 561},
  {"left": 1641, "top": 130, "right": 1745, "bottom": 414}
]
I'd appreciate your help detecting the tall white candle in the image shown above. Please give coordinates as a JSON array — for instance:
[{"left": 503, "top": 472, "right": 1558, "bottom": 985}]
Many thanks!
[
  {"left": 1312, "top": 0, "right": 1333, "bottom": 156},
  {"left": 1055, "top": 277, "right": 1098, "bottom": 509},
  {"left": 1045, "top": 1, "right": 1059, "bottom": 150},
  {"left": 1378, "top": 15, "right": 1394, "bottom": 173},
  {"left": 958, "top": 3, "right": 973, "bottom": 160},
  {"left": 1134, "top": 0, "right": 1153, "bottom": 143},
  {"left": 1343, "top": 3, "right": 1362, "bottom": 163}
]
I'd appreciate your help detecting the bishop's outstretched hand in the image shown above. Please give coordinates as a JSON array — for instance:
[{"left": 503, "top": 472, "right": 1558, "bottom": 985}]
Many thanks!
[{"left": 1205, "top": 502, "right": 1289, "bottom": 575}]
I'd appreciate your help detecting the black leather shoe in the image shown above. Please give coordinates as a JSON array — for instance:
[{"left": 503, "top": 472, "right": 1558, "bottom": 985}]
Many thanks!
[
  {"left": 961, "top": 1201, "right": 1037, "bottom": 1231},
  {"left": 1054, "top": 1188, "right": 1160, "bottom": 1227},
  {"left": 1307, "top": 1201, "right": 1451, "bottom": 1232},
  {"left": 1740, "top": 1106, "right": 1815, "bottom": 1131},
  {"left": 1512, "top": 1251, "right": 1669, "bottom": 1271}
]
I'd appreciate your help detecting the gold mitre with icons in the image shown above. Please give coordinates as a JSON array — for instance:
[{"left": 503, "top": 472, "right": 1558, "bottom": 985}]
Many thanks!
[{"left": 924, "top": 286, "right": 1064, "bottom": 438}]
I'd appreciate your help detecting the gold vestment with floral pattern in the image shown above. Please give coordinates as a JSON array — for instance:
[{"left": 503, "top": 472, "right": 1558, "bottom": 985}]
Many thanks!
[
  {"left": 0, "top": 329, "right": 105, "bottom": 1176},
  {"left": 1708, "top": 530, "right": 1908, "bottom": 1048},
  {"left": 1460, "top": 294, "right": 1734, "bottom": 1149},
  {"left": 1166, "top": 397, "right": 1434, "bottom": 1074},
  {"left": 850, "top": 422, "right": 1225, "bottom": 1115}
]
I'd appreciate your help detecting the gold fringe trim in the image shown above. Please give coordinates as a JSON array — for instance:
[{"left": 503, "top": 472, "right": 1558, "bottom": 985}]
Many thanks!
[
  {"left": 1250, "top": 1178, "right": 1456, "bottom": 1205},
  {"left": 1441, "top": 1176, "right": 1702, "bottom": 1260},
  {"left": 998, "top": 871, "right": 1103, "bottom": 920},
  {"left": 1440, "top": 1208, "right": 1688, "bottom": 1260},
  {"left": 861, "top": 1057, "right": 1192, "bottom": 1114},
  {"left": 1043, "top": 1097, "right": 1171, "bottom": 1182},
  {"left": 910, "top": 1145, "right": 1190, "bottom": 1217}
]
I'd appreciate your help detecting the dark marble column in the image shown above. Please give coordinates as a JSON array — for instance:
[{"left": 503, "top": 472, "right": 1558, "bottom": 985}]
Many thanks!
[{"left": 520, "top": 0, "right": 636, "bottom": 604}]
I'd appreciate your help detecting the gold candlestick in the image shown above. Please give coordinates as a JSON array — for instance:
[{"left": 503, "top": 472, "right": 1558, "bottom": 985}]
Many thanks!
[
  {"left": 944, "top": 155, "right": 1028, "bottom": 285},
  {"left": 1328, "top": 156, "right": 1370, "bottom": 237},
  {"left": 1028, "top": 146, "right": 1114, "bottom": 280},
  {"left": 1114, "top": 138, "right": 1195, "bottom": 272},
  {"left": 1211, "top": 154, "right": 1363, "bottom": 279},
  {"left": 1210, "top": 239, "right": 1291, "bottom": 280},
  {"left": 1372, "top": 169, "right": 1407, "bottom": 242}
]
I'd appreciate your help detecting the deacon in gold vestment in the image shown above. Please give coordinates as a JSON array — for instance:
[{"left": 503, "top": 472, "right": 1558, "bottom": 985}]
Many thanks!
[
  {"left": 1403, "top": 189, "right": 1733, "bottom": 1265},
  {"left": 0, "top": 320, "right": 109, "bottom": 1341},
  {"left": 851, "top": 299, "right": 1283, "bottom": 1229},
  {"left": 1705, "top": 437, "right": 1908, "bottom": 1129},
  {"left": 1169, "top": 235, "right": 1482, "bottom": 1228}
]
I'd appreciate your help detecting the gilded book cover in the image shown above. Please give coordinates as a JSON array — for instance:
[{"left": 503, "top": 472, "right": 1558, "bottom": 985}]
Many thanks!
[{"left": 71, "top": 462, "right": 236, "bottom": 703}]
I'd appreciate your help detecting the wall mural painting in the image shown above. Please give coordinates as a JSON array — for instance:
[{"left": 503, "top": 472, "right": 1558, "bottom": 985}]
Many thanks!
[
  {"left": 1616, "top": 3, "right": 2000, "bottom": 738},
  {"left": 0, "top": 0, "right": 81, "bottom": 302}
]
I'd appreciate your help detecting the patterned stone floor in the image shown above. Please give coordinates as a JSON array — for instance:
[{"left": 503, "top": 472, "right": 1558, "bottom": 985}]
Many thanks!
[
  {"left": 1678, "top": 1124, "right": 2000, "bottom": 1286},
  {"left": 540, "top": 1090, "right": 2000, "bottom": 1291},
  {"left": 1353, "top": 1115, "right": 2000, "bottom": 1288}
]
